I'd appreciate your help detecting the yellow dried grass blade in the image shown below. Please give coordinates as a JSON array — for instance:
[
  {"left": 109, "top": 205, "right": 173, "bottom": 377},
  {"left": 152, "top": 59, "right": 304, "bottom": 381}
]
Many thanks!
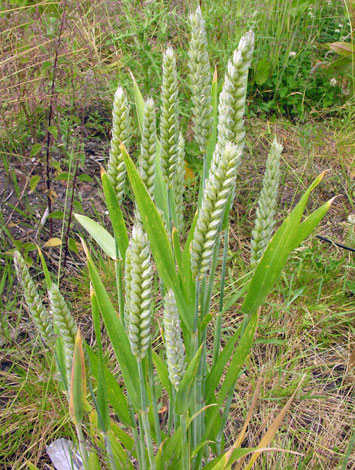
[
  {"left": 233, "top": 376, "right": 263, "bottom": 451},
  {"left": 69, "top": 329, "right": 87, "bottom": 425},
  {"left": 241, "top": 375, "right": 305, "bottom": 470}
]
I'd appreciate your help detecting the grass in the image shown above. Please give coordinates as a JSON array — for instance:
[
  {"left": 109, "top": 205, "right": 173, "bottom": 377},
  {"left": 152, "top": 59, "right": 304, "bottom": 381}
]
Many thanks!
[
  {"left": 0, "top": 331, "right": 73, "bottom": 469},
  {"left": 1, "top": 0, "right": 354, "bottom": 468}
]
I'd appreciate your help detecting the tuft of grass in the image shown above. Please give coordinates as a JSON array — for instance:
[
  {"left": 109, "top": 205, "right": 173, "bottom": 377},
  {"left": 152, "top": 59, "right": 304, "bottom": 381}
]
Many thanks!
[{"left": 0, "top": 337, "right": 73, "bottom": 469}]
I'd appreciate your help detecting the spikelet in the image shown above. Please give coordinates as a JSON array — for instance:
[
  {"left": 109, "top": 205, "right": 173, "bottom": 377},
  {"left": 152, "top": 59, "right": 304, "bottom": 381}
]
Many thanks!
[
  {"left": 139, "top": 97, "right": 157, "bottom": 200},
  {"left": 191, "top": 143, "right": 240, "bottom": 279},
  {"left": 13, "top": 251, "right": 53, "bottom": 345},
  {"left": 217, "top": 31, "right": 254, "bottom": 155},
  {"left": 174, "top": 133, "right": 185, "bottom": 232},
  {"left": 160, "top": 47, "right": 179, "bottom": 188},
  {"left": 107, "top": 86, "right": 131, "bottom": 203},
  {"left": 188, "top": 6, "right": 212, "bottom": 155},
  {"left": 163, "top": 289, "right": 186, "bottom": 390},
  {"left": 48, "top": 283, "right": 77, "bottom": 382},
  {"left": 250, "top": 139, "right": 282, "bottom": 267},
  {"left": 126, "top": 225, "right": 153, "bottom": 361},
  {"left": 124, "top": 244, "right": 132, "bottom": 332}
]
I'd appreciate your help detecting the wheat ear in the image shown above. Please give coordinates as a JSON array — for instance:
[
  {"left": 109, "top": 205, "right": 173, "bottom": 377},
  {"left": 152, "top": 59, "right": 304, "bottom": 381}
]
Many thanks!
[
  {"left": 188, "top": 6, "right": 212, "bottom": 155},
  {"left": 160, "top": 47, "right": 179, "bottom": 188},
  {"left": 48, "top": 283, "right": 77, "bottom": 383},
  {"left": 163, "top": 289, "right": 186, "bottom": 390},
  {"left": 251, "top": 138, "right": 282, "bottom": 267},
  {"left": 107, "top": 86, "right": 131, "bottom": 203},
  {"left": 14, "top": 251, "right": 53, "bottom": 345},
  {"left": 125, "top": 225, "right": 153, "bottom": 361},
  {"left": 191, "top": 142, "right": 240, "bottom": 279},
  {"left": 217, "top": 30, "right": 254, "bottom": 155}
]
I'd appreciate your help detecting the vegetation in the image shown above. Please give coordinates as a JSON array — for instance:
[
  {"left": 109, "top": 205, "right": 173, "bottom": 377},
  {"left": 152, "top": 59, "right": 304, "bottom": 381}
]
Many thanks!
[{"left": 0, "top": 1, "right": 354, "bottom": 469}]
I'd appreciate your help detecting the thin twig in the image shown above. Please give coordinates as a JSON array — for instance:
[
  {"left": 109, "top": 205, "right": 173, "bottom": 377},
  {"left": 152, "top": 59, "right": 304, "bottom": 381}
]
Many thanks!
[
  {"left": 316, "top": 235, "right": 355, "bottom": 253},
  {"left": 44, "top": 1, "right": 67, "bottom": 237},
  {"left": 63, "top": 159, "right": 79, "bottom": 268}
]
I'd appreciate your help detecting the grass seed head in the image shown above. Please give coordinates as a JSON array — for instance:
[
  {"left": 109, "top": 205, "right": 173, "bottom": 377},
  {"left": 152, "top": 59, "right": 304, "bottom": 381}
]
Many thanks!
[
  {"left": 191, "top": 142, "right": 240, "bottom": 279},
  {"left": 107, "top": 86, "right": 131, "bottom": 203},
  {"left": 174, "top": 132, "right": 186, "bottom": 232},
  {"left": 139, "top": 97, "right": 157, "bottom": 200},
  {"left": 13, "top": 251, "right": 53, "bottom": 345},
  {"left": 48, "top": 282, "right": 78, "bottom": 385},
  {"left": 217, "top": 30, "right": 255, "bottom": 155},
  {"left": 188, "top": 5, "right": 213, "bottom": 155},
  {"left": 126, "top": 224, "right": 153, "bottom": 361},
  {"left": 251, "top": 138, "right": 282, "bottom": 267},
  {"left": 163, "top": 289, "right": 186, "bottom": 390},
  {"left": 160, "top": 47, "right": 179, "bottom": 188}
]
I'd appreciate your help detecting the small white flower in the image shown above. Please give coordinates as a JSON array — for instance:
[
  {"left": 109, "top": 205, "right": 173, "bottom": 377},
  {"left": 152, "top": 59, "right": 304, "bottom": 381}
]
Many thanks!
[
  {"left": 338, "top": 23, "right": 343, "bottom": 28},
  {"left": 330, "top": 78, "right": 337, "bottom": 87},
  {"left": 335, "top": 28, "right": 340, "bottom": 33},
  {"left": 289, "top": 51, "right": 296, "bottom": 58}
]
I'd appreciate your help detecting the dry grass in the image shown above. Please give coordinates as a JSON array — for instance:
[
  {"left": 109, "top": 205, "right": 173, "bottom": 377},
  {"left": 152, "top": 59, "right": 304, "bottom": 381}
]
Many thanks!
[{"left": 0, "top": 329, "right": 72, "bottom": 469}]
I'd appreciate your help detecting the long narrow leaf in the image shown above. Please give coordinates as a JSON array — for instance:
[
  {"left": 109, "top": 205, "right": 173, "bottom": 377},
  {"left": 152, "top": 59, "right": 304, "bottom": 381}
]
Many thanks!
[
  {"left": 152, "top": 350, "right": 172, "bottom": 400},
  {"left": 291, "top": 197, "right": 336, "bottom": 250},
  {"left": 109, "top": 430, "right": 135, "bottom": 470},
  {"left": 37, "top": 245, "right": 52, "bottom": 289},
  {"left": 242, "top": 172, "right": 332, "bottom": 316},
  {"left": 172, "top": 226, "right": 183, "bottom": 272},
  {"left": 153, "top": 140, "right": 169, "bottom": 222},
  {"left": 86, "top": 346, "right": 132, "bottom": 427},
  {"left": 218, "top": 313, "right": 258, "bottom": 404},
  {"left": 90, "top": 287, "right": 110, "bottom": 432},
  {"left": 202, "top": 448, "right": 256, "bottom": 470},
  {"left": 69, "top": 330, "right": 86, "bottom": 425},
  {"left": 75, "top": 214, "right": 116, "bottom": 259},
  {"left": 240, "top": 377, "right": 305, "bottom": 470},
  {"left": 130, "top": 71, "right": 145, "bottom": 134},
  {"left": 205, "top": 325, "right": 242, "bottom": 401},
  {"left": 181, "top": 211, "right": 197, "bottom": 304},
  {"left": 101, "top": 171, "right": 129, "bottom": 261},
  {"left": 202, "top": 313, "right": 258, "bottom": 443},
  {"left": 160, "top": 426, "right": 182, "bottom": 468},
  {"left": 175, "top": 345, "right": 203, "bottom": 415},
  {"left": 111, "top": 421, "right": 136, "bottom": 452}
]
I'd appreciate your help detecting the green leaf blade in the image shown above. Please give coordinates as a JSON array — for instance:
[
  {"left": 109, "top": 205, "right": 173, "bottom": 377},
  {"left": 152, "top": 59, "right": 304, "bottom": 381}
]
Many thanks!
[{"left": 75, "top": 214, "right": 116, "bottom": 259}]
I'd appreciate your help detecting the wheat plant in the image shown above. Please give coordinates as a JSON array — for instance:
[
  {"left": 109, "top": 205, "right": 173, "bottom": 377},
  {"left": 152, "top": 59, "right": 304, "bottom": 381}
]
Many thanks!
[{"left": 14, "top": 7, "right": 333, "bottom": 470}]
